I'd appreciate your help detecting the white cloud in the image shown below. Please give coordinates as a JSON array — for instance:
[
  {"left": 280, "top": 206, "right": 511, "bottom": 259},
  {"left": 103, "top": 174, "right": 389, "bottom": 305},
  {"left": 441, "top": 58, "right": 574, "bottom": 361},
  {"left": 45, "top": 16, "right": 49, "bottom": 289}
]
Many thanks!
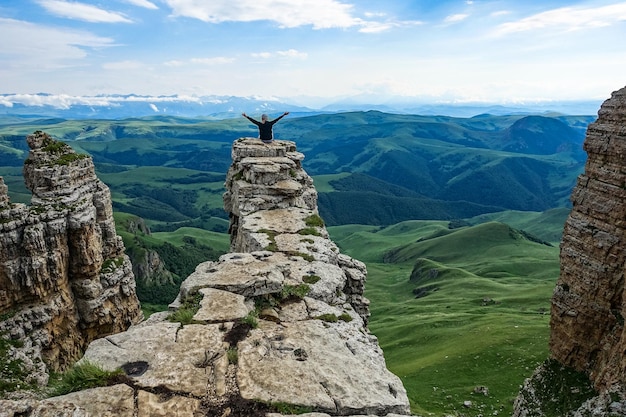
[
  {"left": 276, "top": 49, "right": 308, "bottom": 59},
  {"left": 0, "top": 18, "right": 116, "bottom": 67},
  {"left": 490, "top": 10, "right": 511, "bottom": 18},
  {"left": 123, "top": 0, "right": 159, "bottom": 10},
  {"left": 163, "top": 60, "right": 184, "bottom": 67},
  {"left": 163, "top": 0, "right": 364, "bottom": 29},
  {"left": 0, "top": 94, "right": 114, "bottom": 109},
  {"left": 251, "top": 52, "right": 274, "bottom": 59},
  {"left": 0, "top": 94, "right": 205, "bottom": 109},
  {"left": 37, "top": 0, "right": 133, "bottom": 23},
  {"left": 190, "top": 57, "right": 236, "bottom": 64},
  {"left": 359, "top": 18, "right": 423, "bottom": 33},
  {"left": 251, "top": 49, "right": 307, "bottom": 59},
  {"left": 364, "top": 11, "right": 387, "bottom": 18},
  {"left": 444, "top": 13, "right": 469, "bottom": 24},
  {"left": 358, "top": 21, "right": 396, "bottom": 33},
  {"left": 495, "top": 2, "right": 626, "bottom": 35},
  {"left": 163, "top": 57, "right": 235, "bottom": 66}
]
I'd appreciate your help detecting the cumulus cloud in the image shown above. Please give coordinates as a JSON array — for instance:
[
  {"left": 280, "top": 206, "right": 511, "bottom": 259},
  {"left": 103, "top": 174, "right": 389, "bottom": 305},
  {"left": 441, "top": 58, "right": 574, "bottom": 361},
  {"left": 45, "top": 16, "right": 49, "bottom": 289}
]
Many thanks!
[
  {"left": 495, "top": 2, "right": 626, "bottom": 35},
  {"left": 163, "top": 0, "right": 364, "bottom": 29},
  {"left": 123, "top": 0, "right": 159, "bottom": 9},
  {"left": 0, "top": 18, "right": 116, "bottom": 67},
  {"left": 37, "top": 0, "right": 133, "bottom": 23}
]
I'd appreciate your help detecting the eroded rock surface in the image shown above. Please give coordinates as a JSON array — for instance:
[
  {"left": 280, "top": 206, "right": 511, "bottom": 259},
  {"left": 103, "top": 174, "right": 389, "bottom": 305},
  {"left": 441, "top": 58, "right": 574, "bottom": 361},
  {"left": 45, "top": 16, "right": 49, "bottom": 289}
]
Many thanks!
[
  {"left": 0, "top": 132, "right": 142, "bottom": 389},
  {"left": 514, "top": 87, "right": 626, "bottom": 415},
  {"left": 549, "top": 88, "right": 626, "bottom": 390}
]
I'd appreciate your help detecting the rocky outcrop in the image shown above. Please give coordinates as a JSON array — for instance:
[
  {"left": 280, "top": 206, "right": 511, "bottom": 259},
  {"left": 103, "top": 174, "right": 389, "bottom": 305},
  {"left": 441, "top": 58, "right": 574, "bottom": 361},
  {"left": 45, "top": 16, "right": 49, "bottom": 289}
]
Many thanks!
[
  {"left": 0, "top": 132, "right": 142, "bottom": 387},
  {"left": 551, "top": 87, "right": 626, "bottom": 388},
  {"left": 0, "top": 138, "right": 411, "bottom": 416},
  {"left": 222, "top": 138, "right": 370, "bottom": 322},
  {"left": 513, "top": 87, "right": 626, "bottom": 415},
  {"left": 131, "top": 248, "right": 174, "bottom": 287}
]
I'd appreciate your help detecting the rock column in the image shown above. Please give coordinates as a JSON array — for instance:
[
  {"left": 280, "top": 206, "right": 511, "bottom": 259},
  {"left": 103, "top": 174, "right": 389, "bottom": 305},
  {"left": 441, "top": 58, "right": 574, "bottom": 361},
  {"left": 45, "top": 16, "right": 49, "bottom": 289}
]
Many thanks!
[
  {"left": 550, "top": 87, "right": 626, "bottom": 390},
  {"left": 0, "top": 132, "right": 142, "bottom": 376}
]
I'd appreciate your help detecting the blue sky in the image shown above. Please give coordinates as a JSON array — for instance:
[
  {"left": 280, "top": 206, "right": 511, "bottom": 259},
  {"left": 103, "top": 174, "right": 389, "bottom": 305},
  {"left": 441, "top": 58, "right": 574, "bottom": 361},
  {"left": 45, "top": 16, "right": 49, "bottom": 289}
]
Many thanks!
[{"left": 0, "top": 0, "right": 625, "bottom": 107}]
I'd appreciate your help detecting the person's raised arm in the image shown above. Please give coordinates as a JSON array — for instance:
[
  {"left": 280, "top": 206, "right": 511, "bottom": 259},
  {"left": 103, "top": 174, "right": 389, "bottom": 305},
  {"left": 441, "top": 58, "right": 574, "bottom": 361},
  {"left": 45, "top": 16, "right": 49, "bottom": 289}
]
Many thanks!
[
  {"left": 273, "top": 111, "right": 289, "bottom": 123},
  {"left": 242, "top": 113, "right": 259, "bottom": 124}
]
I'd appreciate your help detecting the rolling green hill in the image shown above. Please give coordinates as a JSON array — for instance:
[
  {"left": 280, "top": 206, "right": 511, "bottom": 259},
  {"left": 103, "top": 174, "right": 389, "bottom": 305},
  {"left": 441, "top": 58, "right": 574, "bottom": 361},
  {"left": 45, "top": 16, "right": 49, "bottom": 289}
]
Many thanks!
[{"left": 328, "top": 218, "right": 560, "bottom": 416}]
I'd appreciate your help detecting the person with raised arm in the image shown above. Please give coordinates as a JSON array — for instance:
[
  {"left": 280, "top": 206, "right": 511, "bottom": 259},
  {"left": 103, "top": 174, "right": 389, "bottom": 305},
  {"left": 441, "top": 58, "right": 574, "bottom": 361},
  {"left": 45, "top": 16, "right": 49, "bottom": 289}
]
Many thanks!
[{"left": 242, "top": 112, "right": 289, "bottom": 143}]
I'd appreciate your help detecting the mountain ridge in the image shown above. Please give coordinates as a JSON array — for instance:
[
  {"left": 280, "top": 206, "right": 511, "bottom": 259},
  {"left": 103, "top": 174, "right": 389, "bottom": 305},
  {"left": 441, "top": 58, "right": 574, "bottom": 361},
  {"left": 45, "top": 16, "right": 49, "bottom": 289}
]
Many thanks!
[{"left": 0, "top": 93, "right": 602, "bottom": 119}]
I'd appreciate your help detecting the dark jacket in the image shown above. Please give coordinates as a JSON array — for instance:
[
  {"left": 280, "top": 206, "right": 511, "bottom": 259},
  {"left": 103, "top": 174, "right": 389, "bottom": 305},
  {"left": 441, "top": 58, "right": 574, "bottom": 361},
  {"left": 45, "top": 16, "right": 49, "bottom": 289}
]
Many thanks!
[{"left": 244, "top": 114, "right": 287, "bottom": 141}]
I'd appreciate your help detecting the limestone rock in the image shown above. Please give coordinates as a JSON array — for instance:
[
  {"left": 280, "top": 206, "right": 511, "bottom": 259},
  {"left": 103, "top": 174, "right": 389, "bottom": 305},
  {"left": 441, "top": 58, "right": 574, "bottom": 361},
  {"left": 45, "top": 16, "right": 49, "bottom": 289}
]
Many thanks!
[
  {"left": 194, "top": 287, "right": 250, "bottom": 322},
  {"left": 0, "top": 177, "right": 9, "bottom": 209},
  {"left": 0, "top": 398, "right": 90, "bottom": 417},
  {"left": 49, "top": 384, "right": 135, "bottom": 417},
  {"left": 137, "top": 390, "right": 202, "bottom": 417},
  {"left": 224, "top": 139, "right": 317, "bottom": 248},
  {"left": 83, "top": 320, "right": 228, "bottom": 397},
  {"left": 132, "top": 248, "right": 175, "bottom": 288},
  {"left": 0, "top": 132, "right": 142, "bottom": 388},
  {"left": 237, "top": 320, "right": 409, "bottom": 415}
]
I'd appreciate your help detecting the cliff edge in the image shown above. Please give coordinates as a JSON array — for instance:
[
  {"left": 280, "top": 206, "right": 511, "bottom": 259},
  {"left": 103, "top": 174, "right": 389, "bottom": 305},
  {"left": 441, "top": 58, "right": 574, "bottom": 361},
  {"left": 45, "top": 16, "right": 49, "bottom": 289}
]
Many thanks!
[
  {"left": 513, "top": 87, "right": 626, "bottom": 416},
  {"left": 0, "top": 132, "right": 142, "bottom": 391},
  {"left": 1, "top": 137, "right": 412, "bottom": 416}
]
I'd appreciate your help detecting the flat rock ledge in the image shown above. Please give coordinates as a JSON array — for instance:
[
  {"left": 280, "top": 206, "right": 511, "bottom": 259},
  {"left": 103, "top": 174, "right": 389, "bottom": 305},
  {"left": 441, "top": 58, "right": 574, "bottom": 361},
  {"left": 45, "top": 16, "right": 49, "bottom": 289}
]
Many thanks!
[{"left": 0, "top": 138, "right": 412, "bottom": 416}]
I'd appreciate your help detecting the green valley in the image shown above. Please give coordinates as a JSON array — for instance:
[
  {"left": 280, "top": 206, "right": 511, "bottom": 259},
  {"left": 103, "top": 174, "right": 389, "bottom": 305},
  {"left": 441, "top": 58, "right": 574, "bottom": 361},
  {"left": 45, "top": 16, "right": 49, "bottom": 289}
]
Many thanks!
[{"left": 329, "top": 219, "right": 560, "bottom": 416}]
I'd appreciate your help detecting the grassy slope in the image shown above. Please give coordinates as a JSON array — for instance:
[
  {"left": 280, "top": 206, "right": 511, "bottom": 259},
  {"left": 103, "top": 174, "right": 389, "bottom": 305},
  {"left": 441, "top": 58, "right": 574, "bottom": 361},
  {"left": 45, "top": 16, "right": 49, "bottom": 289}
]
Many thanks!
[
  {"left": 468, "top": 208, "right": 570, "bottom": 245},
  {"left": 150, "top": 227, "right": 229, "bottom": 254},
  {"left": 329, "top": 220, "right": 558, "bottom": 416}
]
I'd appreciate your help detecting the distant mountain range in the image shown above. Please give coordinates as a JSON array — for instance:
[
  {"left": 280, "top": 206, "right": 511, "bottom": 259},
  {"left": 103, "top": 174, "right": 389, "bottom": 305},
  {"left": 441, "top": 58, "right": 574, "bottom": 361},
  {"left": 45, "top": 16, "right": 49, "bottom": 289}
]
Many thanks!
[{"left": 0, "top": 93, "right": 602, "bottom": 119}]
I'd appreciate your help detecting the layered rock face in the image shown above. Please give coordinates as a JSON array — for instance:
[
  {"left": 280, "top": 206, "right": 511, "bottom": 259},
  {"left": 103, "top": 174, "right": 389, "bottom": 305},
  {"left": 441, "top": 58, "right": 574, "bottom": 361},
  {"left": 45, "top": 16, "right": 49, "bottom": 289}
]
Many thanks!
[
  {"left": 223, "top": 139, "right": 371, "bottom": 322},
  {"left": 513, "top": 87, "right": 626, "bottom": 415},
  {"left": 1, "top": 138, "right": 411, "bottom": 416},
  {"left": 550, "top": 88, "right": 626, "bottom": 389},
  {"left": 0, "top": 132, "right": 142, "bottom": 380}
]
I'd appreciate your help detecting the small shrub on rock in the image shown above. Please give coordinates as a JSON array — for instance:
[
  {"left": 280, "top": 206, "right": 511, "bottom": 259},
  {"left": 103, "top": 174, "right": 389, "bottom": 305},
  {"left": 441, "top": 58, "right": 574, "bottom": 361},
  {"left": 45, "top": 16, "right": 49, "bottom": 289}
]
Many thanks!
[
  {"left": 48, "top": 360, "right": 123, "bottom": 397},
  {"left": 168, "top": 292, "right": 203, "bottom": 325}
]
